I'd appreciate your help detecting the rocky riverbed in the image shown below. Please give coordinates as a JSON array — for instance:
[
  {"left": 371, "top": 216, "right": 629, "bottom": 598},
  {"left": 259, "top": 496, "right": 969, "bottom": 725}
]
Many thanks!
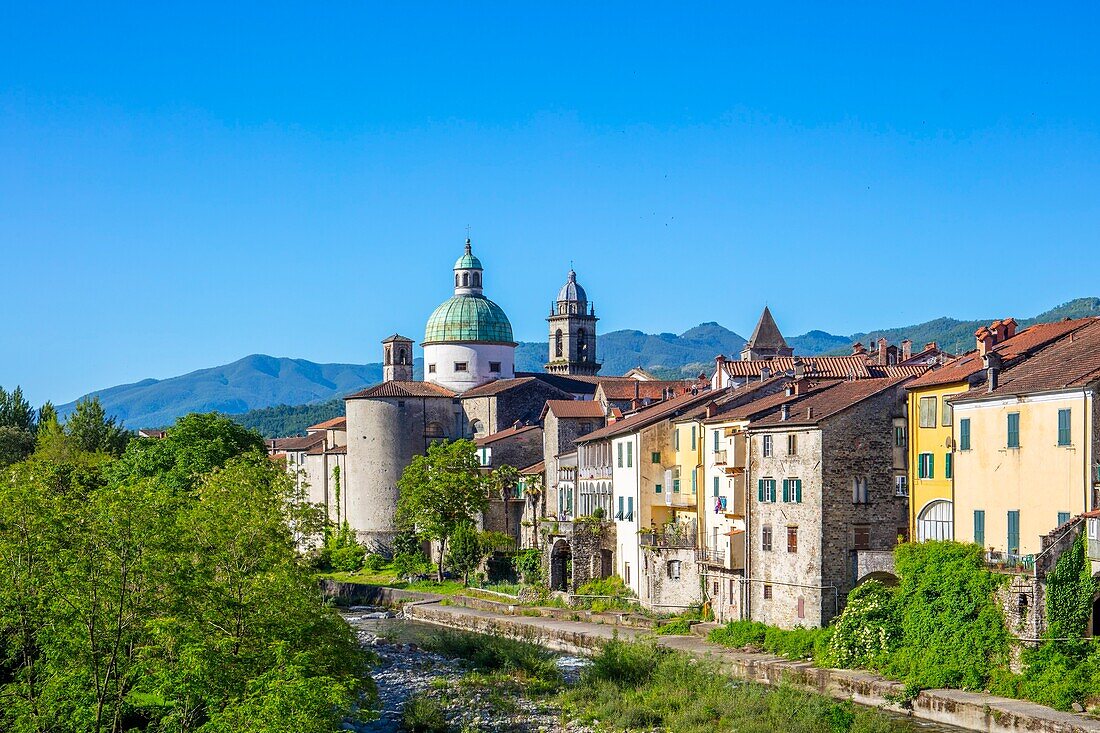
[{"left": 342, "top": 608, "right": 590, "bottom": 732}]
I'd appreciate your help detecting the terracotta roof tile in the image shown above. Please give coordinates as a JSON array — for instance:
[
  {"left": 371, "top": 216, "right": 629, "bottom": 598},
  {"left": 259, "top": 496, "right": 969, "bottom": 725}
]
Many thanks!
[
  {"left": 749, "top": 376, "right": 912, "bottom": 427},
  {"left": 952, "top": 319, "right": 1100, "bottom": 401},
  {"left": 475, "top": 424, "right": 542, "bottom": 446},
  {"left": 520, "top": 460, "right": 545, "bottom": 475},
  {"left": 307, "top": 416, "right": 347, "bottom": 431},
  {"left": 345, "top": 381, "right": 456, "bottom": 399},
  {"left": 907, "top": 318, "right": 1097, "bottom": 390},
  {"left": 459, "top": 377, "right": 541, "bottom": 398},
  {"left": 595, "top": 378, "right": 703, "bottom": 401},
  {"left": 269, "top": 432, "right": 326, "bottom": 451},
  {"left": 577, "top": 388, "right": 725, "bottom": 443},
  {"left": 722, "top": 355, "right": 872, "bottom": 380},
  {"left": 541, "top": 399, "right": 606, "bottom": 419}
]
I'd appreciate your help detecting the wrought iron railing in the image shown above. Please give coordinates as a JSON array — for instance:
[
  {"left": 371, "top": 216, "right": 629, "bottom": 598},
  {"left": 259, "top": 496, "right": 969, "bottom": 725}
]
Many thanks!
[
  {"left": 984, "top": 550, "right": 1035, "bottom": 573},
  {"left": 696, "top": 548, "right": 726, "bottom": 565}
]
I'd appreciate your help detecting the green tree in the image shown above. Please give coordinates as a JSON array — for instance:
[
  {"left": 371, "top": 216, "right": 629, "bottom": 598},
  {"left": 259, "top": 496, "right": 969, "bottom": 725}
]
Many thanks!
[
  {"left": 64, "top": 396, "right": 131, "bottom": 456},
  {"left": 489, "top": 463, "right": 520, "bottom": 539},
  {"left": 0, "top": 385, "right": 37, "bottom": 466},
  {"left": 446, "top": 524, "right": 482, "bottom": 585},
  {"left": 396, "top": 439, "right": 487, "bottom": 582}
]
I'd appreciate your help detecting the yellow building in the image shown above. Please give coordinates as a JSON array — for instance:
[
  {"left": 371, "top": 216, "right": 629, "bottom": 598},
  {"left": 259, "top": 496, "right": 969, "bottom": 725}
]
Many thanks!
[
  {"left": 951, "top": 319, "right": 1100, "bottom": 558},
  {"left": 905, "top": 318, "right": 1091, "bottom": 543}
]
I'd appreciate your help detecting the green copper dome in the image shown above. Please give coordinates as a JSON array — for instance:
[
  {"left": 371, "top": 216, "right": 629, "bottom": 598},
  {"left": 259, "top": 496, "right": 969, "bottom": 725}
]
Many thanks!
[
  {"left": 454, "top": 238, "right": 483, "bottom": 270},
  {"left": 424, "top": 294, "right": 515, "bottom": 345}
]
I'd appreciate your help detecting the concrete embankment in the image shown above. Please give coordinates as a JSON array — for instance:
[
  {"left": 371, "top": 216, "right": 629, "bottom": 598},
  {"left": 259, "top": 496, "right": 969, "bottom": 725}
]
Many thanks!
[{"left": 403, "top": 599, "right": 1100, "bottom": 733}]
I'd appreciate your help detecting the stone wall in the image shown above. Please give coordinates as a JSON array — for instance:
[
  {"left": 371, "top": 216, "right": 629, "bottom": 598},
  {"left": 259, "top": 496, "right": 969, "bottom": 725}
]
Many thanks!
[
  {"left": 641, "top": 546, "right": 703, "bottom": 610},
  {"left": 995, "top": 573, "right": 1045, "bottom": 671}
]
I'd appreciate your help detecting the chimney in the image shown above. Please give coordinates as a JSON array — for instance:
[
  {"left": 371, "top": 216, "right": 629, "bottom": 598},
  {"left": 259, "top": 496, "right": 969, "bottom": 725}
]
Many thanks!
[
  {"left": 900, "top": 339, "right": 912, "bottom": 362},
  {"left": 975, "top": 327, "right": 995, "bottom": 356},
  {"left": 1003, "top": 318, "right": 1018, "bottom": 340},
  {"left": 851, "top": 341, "right": 866, "bottom": 355},
  {"left": 781, "top": 404, "right": 790, "bottom": 421},
  {"left": 761, "top": 365, "right": 772, "bottom": 381},
  {"left": 807, "top": 406, "right": 814, "bottom": 419},
  {"left": 877, "top": 337, "right": 889, "bottom": 366},
  {"left": 983, "top": 351, "right": 1003, "bottom": 393},
  {"left": 925, "top": 341, "right": 938, "bottom": 352},
  {"left": 706, "top": 402, "right": 718, "bottom": 418},
  {"left": 793, "top": 357, "right": 806, "bottom": 379}
]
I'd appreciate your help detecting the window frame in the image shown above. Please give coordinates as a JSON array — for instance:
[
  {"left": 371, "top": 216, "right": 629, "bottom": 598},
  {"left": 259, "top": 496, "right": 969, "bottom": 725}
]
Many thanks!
[
  {"left": 959, "top": 418, "right": 971, "bottom": 451},
  {"left": 762, "top": 434, "right": 773, "bottom": 457},
  {"left": 761, "top": 525, "right": 773, "bottom": 552},
  {"left": 787, "top": 525, "right": 798, "bottom": 553},
  {"left": 1007, "top": 412, "right": 1020, "bottom": 449},
  {"left": 787, "top": 433, "right": 797, "bottom": 455},
  {"left": 919, "top": 396, "right": 937, "bottom": 428},
  {"left": 1058, "top": 408, "right": 1072, "bottom": 446},
  {"left": 453, "top": 361, "right": 469, "bottom": 373}
]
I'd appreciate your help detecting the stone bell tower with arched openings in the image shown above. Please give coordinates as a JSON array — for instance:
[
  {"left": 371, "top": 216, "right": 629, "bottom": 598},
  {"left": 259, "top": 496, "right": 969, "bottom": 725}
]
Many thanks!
[
  {"left": 381, "top": 334, "right": 414, "bottom": 382},
  {"left": 545, "top": 269, "right": 601, "bottom": 376}
]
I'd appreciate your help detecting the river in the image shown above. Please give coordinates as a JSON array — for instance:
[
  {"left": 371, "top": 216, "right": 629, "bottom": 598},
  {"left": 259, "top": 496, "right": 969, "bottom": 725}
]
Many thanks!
[{"left": 341, "top": 608, "right": 969, "bottom": 733}]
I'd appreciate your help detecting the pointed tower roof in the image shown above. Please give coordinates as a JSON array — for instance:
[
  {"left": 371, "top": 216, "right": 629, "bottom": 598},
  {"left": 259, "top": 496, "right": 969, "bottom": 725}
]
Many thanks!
[{"left": 747, "top": 306, "right": 789, "bottom": 351}]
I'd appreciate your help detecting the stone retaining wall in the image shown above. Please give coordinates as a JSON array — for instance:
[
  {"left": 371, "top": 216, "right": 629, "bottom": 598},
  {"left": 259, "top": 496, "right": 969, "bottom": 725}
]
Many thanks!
[{"left": 406, "top": 601, "right": 1100, "bottom": 733}]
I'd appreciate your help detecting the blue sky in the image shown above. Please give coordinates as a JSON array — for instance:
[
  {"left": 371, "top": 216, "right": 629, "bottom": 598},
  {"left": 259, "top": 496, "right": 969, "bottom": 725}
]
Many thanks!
[{"left": 2, "top": 3, "right": 1099, "bottom": 406}]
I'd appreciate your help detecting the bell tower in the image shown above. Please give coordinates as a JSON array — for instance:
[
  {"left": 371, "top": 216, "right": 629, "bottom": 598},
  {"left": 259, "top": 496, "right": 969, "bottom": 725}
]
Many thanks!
[
  {"left": 545, "top": 269, "right": 601, "bottom": 376},
  {"left": 382, "top": 334, "right": 414, "bottom": 382}
]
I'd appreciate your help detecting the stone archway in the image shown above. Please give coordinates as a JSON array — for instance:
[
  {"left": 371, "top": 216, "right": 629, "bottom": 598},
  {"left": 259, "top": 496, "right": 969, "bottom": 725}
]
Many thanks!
[
  {"left": 550, "top": 539, "right": 572, "bottom": 591},
  {"left": 855, "top": 570, "right": 899, "bottom": 588}
]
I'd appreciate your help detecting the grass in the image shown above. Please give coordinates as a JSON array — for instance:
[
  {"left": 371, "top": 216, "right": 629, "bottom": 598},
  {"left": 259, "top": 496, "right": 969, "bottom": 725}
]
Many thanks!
[
  {"left": 709, "top": 620, "right": 831, "bottom": 662},
  {"left": 563, "top": 637, "right": 903, "bottom": 733},
  {"left": 654, "top": 618, "right": 694, "bottom": 635},
  {"left": 418, "top": 629, "right": 563, "bottom": 692}
]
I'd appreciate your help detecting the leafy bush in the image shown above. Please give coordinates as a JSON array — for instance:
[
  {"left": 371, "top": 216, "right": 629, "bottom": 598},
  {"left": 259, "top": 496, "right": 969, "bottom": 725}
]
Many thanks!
[
  {"left": 883, "top": 542, "right": 1009, "bottom": 691},
  {"left": 585, "top": 636, "right": 661, "bottom": 686},
  {"left": 363, "top": 553, "right": 386, "bottom": 572},
  {"left": 401, "top": 694, "right": 448, "bottom": 732},
  {"left": 393, "top": 551, "right": 432, "bottom": 580},
  {"left": 709, "top": 620, "right": 829, "bottom": 662},
  {"left": 512, "top": 548, "right": 543, "bottom": 585},
  {"left": 654, "top": 618, "right": 693, "bottom": 635},
  {"left": 421, "top": 630, "right": 562, "bottom": 687},
  {"left": 826, "top": 580, "right": 898, "bottom": 669},
  {"left": 708, "top": 620, "right": 768, "bottom": 648},
  {"left": 328, "top": 543, "right": 365, "bottom": 572}
]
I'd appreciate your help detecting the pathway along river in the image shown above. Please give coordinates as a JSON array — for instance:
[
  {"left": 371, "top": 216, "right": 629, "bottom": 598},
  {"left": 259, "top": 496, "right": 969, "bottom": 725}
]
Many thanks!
[{"left": 341, "top": 608, "right": 968, "bottom": 733}]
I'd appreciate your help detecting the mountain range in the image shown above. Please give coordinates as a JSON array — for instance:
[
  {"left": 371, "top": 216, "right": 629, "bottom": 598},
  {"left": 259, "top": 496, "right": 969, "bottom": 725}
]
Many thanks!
[{"left": 57, "top": 298, "right": 1100, "bottom": 432}]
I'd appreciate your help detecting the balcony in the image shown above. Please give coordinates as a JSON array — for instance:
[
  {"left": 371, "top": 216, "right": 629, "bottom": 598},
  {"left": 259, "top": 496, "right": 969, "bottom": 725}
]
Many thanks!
[
  {"left": 640, "top": 520, "right": 697, "bottom": 549},
  {"left": 696, "top": 548, "right": 726, "bottom": 565},
  {"left": 983, "top": 550, "right": 1035, "bottom": 574},
  {"left": 712, "top": 449, "right": 727, "bottom": 465}
]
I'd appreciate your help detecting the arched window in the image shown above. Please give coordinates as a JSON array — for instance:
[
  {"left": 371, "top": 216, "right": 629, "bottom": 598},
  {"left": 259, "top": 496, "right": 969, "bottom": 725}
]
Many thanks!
[
  {"left": 555, "top": 329, "right": 563, "bottom": 358},
  {"left": 472, "top": 272, "right": 480, "bottom": 287},
  {"left": 398, "top": 347, "right": 408, "bottom": 365},
  {"left": 384, "top": 346, "right": 391, "bottom": 366},
  {"left": 577, "top": 329, "right": 588, "bottom": 361},
  {"left": 462, "top": 272, "right": 469, "bottom": 287},
  {"left": 916, "top": 500, "right": 954, "bottom": 542},
  {"left": 470, "top": 419, "right": 485, "bottom": 438},
  {"left": 455, "top": 273, "right": 460, "bottom": 287}
]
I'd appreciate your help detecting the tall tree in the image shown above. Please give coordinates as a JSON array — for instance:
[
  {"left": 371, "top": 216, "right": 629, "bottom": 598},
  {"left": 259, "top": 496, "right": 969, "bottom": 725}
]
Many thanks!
[
  {"left": 0, "top": 385, "right": 38, "bottom": 466},
  {"left": 489, "top": 463, "right": 520, "bottom": 540},
  {"left": 64, "top": 397, "right": 131, "bottom": 456},
  {"left": 396, "top": 439, "right": 487, "bottom": 582}
]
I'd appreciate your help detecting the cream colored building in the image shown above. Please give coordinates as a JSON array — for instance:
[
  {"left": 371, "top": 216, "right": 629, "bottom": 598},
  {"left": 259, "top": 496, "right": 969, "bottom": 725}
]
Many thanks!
[{"left": 950, "top": 318, "right": 1100, "bottom": 559}]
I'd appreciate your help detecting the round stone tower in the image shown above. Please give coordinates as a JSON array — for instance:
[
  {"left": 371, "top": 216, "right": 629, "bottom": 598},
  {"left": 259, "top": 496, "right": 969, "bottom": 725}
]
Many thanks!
[{"left": 422, "top": 239, "right": 516, "bottom": 391}]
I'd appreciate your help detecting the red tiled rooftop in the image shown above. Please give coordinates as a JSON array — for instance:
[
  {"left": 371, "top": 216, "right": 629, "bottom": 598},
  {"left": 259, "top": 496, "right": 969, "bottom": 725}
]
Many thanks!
[
  {"left": 749, "top": 376, "right": 912, "bottom": 427},
  {"left": 577, "top": 387, "right": 725, "bottom": 443},
  {"left": 475, "top": 424, "right": 542, "bottom": 446},
  {"left": 307, "top": 416, "right": 347, "bottom": 431},
  {"left": 346, "top": 380, "right": 456, "bottom": 399},
  {"left": 541, "top": 399, "right": 606, "bottom": 419},
  {"left": 721, "top": 355, "right": 872, "bottom": 380}
]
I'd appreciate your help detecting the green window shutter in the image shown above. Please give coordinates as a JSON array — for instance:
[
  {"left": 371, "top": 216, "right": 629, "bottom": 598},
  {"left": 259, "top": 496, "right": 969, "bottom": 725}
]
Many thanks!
[
  {"left": 929, "top": 454, "right": 934, "bottom": 479},
  {"left": 769, "top": 480, "right": 777, "bottom": 503},
  {"left": 917, "top": 455, "right": 925, "bottom": 479},
  {"left": 1007, "top": 413, "right": 1020, "bottom": 448},
  {"left": 1007, "top": 510, "right": 1020, "bottom": 554},
  {"left": 655, "top": 483, "right": 662, "bottom": 494},
  {"left": 618, "top": 496, "right": 623, "bottom": 516},
  {"left": 691, "top": 426, "right": 697, "bottom": 445},
  {"left": 713, "top": 476, "right": 719, "bottom": 497},
  {"left": 1058, "top": 409, "right": 1071, "bottom": 446},
  {"left": 617, "top": 443, "right": 623, "bottom": 467},
  {"left": 782, "top": 479, "right": 790, "bottom": 502},
  {"left": 713, "top": 430, "right": 719, "bottom": 452},
  {"left": 651, "top": 451, "right": 661, "bottom": 464},
  {"left": 945, "top": 453, "right": 952, "bottom": 479},
  {"left": 959, "top": 418, "right": 971, "bottom": 451},
  {"left": 691, "top": 470, "right": 697, "bottom": 494},
  {"left": 627, "top": 497, "right": 634, "bottom": 519},
  {"left": 1058, "top": 511, "right": 1070, "bottom": 526},
  {"left": 673, "top": 479, "right": 680, "bottom": 493},
  {"left": 627, "top": 442, "right": 633, "bottom": 467},
  {"left": 974, "top": 510, "right": 985, "bottom": 547},
  {"left": 795, "top": 479, "right": 803, "bottom": 503},
  {"left": 758, "top": 479, "right": 764, "bottom": 502}
]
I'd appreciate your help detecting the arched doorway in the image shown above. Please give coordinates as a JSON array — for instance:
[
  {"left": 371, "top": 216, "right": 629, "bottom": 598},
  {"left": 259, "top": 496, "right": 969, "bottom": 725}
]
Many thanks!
[
  {"left": 550, "top": 539, "right": 572, "bottom": 591},
  {"left": 916, "top": 500, "right": 954, "bottom": 542}
]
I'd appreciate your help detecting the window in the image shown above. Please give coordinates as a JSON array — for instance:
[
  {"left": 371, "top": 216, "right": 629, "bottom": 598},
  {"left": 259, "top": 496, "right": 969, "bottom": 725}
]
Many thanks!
[
  {"left": 691, "top": 426, "right": 697, "bottom": 446},
  {"left": 758, "top": 478, "right": 777, "bottom": 503},
  {"left": 1007, "top": 510, "right": 1020, "bottom": 553},
  {"left": 1058, "top": 511, "right": 1071, "bottom": 526},
  {"left": 941, "top": 398, "right": 954, "bottom": 427},
  {"left": 783, "top": 478, "right": 803, "bottom": 503},
  {"left": 489, "top": 361, "right": 502, "bottom": 373},
  {"left": 454, "top": 362, "right": 468, "bottom": 372},
  {"left": 713, "top": 430, "right": 720, "bottom": 452},
  {"left": 655, "top": 483, "right": 663, "bottom": 494},
  {"left": 624, "top": 563, "right": 630, "bottom": 585},
  {"left": 673, "top": 467, "right": 681, "bottom": 493},
  {"left": 555, "top": 329, "right": 563, "bottom": 358},
  {"left": 617, "top": 496, "right": 624, "bottom": 519},
  {"left": 713, "top": 476, "right": 720, "bottom": 497},
  {"left": 651, "top": 452, "right": 661, "bottom": 464},
  {"left": 762, "top": 525, "right": 773, "bottom": 551},
  {"left": 1058, "top": 409, "right": 1072, "bottom": 446},
  {"left": 673, "top": 429, "right": 680, "bottom": 450},
  {"left": 853, "top": 524, "right": 871, "bottom": 550},
  {"left": 462, "top": 272, "right": 469, "bottom": 287},
  {"left": 945, "top": 452, "right": 952, "bottom": 479},
  {"left": 1007, "top": 412, "right": 1020, "bottom": 448},
  {"left": 617, "top": 443, "right": 623, "bottom": 468},
  {"left": 852, "top": 477, "right": 868, "bottom": 504},
  {"left": 763, "top": 584, "right": 773, "bottom": 600},
  {"left": 626, "top": 496, "right": 634, "bottom": 521},
  {"left": 579, "top": 422, "right": 591, "bottom": 434},
  {"left": 895, "top": 475, "right": 908, "bottom": 497},
  {"left": 691, "top": 469, "right": 697, "bottom": 494},
  {"left": 787, "top": 525, "right": 798, "bottom": 553},
  {"left": 917, "top": 453, "right": 934, "bottom": 479},
  {"left": 763, "top": 435, "right": 773, "bottom": 457},
  {"left": 472, "top": 272, "right": 480, "bottom": 287},
  {"left": 787, "top": 434, "right": 797, "bottom": 455},
  {"left": 626, "top": 442, "right": 633, "bottom": 467},
  {"left": 959, "top": 418, "right": 971, "bottom": 451},
  {"left": 667, "top": 560, "right": 682, "bottom": 580},
  {"left": 919, "top": 396, "right": 937, "bottom": 428},
  {"left": 428, "top": 364, "right": 437, "bottom": 373},
  {"left": 894, "top": 425, "right": 908, "bottom": 447}
]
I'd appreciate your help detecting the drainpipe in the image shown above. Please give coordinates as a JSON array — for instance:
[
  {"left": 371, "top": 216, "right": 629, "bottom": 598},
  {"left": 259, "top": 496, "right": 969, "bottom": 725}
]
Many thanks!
[{"left": 744, "top": 430, "right": 753, "bottom": 621}]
